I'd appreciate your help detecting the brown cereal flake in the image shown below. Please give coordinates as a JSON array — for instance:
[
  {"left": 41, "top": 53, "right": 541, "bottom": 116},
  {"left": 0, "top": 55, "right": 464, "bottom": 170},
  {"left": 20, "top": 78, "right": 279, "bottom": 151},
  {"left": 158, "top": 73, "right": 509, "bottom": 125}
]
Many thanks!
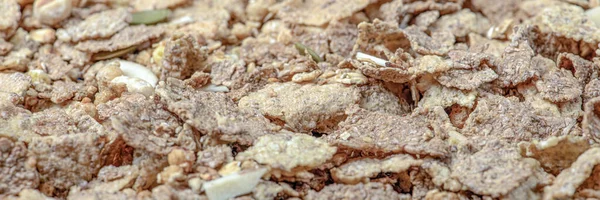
[
  {"left": 557, "top": 52, "right": 593, "bottom": 86},
  {"left": 161, "top": 34, "right": 209, "bottom": 80},
  {"left": 519, "top": 135, "right": 590, "bottom": 175},
  {"left": 326, "top": 109, "right": 448, "bottom": 157},
  {"left": 0, "top": 138, "right": 39, "bottom": 196},
  {"left": 36, "top": 54, "right": 72, "bottom": 80},
  {"left": 269, "top": 0, "right": 370, "bottom": 26},
  {"left": 436, "top": 67, "right": 498, "bottom": 90},
  {"left": 358, "top": 84, "right": 411, "bottom": 116},
  {"left": 403, "top": 26, "right": 454, "bottom": 56},
  {"left": 58, "top": 8, "right": 131, "bottom": 42},
  {"left": 431, "top": 9, "right": 491, "bottom": 38},
  {"left": 535, "top": 68, "right": 582, "bottom": 103},
  {"left": 304, "top": 182, "right": 410, "bottom": 200},
  {"left": 461, "top": 94, "right": 534, "bottom": 142},
  {"left": 584, "top": 79, "right": 600, "bottom": 103},
  {"left": 75, "top": 25, "right": 164, "bottom": 54},
  {"left": 208, "top": 53, "right": 246, "bottom": 88},
  {"left": 582, "top": 96, "right": 600, "bottom": 142},
  {"left": 156, "top": 79, "right": 279, "bottom": 145},
  {"left": 97, "top": 93, "right": 183, "bottom": 155},
  {"left": 0, "top": 0, "right": 20, "bottom": 39},
  {"left": 238, "top": 82, "right": 360, "bottom": 133},
  {"left": 28, "top": 132, "right": 108, "bottom": 191},
  {"left": 236, "top": 132, "right": 337, "bottom": 172},
  {"left": 451, "top": 146, "right": 534, "bottom": 197},
  {"left": 331, "top": 154, "right": 422, "bottom": 184},
  {"left": 493, "top": 42, "right": 537, "bottom": 87},
  {"left": 543, "top": 148, "right": 600, "bottom": 200}
]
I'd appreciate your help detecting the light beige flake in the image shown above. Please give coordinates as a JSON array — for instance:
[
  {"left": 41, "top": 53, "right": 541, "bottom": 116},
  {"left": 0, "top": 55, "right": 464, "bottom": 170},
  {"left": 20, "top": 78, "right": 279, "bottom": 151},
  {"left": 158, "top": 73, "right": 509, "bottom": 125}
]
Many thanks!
[
  {"left": 419, "top": 84, "right": 477, "bottom": 109},
  {"left": 270, "top": 0, "right": 369, "bottom": 26},
  {"left": 236, "top": 132, "right": 337, "bottom": 172},
  {"left": 531, "top": 5, "right": 600, "bottom": 44},
  {"left": 58, "top": 8, "right": 131, "bottom": 42},
  {"left": 239, "top": 82, "right": 360, "bottom": 132},
  {"left": 0, "top": 72, "right": 31, "bottom": 96},
  {"left": 331, "top": 154, "right": 422, "bottom": 184}
]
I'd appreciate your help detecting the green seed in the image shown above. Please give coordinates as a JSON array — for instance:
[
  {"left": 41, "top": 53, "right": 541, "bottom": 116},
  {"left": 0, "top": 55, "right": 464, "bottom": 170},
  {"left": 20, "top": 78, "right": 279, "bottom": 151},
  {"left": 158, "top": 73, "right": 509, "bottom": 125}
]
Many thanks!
[
  {"left": 93, "top": 45, "right": 138, "bottom": 61},
  {"left": 294, "top": 42, "right": 322, "bottom": 63},
  {"left": 130, "top": 9, "right": 170, "bottom": 25}
]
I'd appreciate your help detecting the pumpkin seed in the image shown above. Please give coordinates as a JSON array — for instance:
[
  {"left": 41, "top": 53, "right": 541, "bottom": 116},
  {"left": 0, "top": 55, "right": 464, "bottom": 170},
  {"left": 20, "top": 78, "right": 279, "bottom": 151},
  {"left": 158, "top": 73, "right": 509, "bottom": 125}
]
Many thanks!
[
  {"left": 130, "top": 9, "right": 170, "bottom": 25},
  {"left": 93, "top": 45, "right": 138, "bottom": 61},
  {"left": 294, "top": 42, "right": 322, "bottom": 63}
]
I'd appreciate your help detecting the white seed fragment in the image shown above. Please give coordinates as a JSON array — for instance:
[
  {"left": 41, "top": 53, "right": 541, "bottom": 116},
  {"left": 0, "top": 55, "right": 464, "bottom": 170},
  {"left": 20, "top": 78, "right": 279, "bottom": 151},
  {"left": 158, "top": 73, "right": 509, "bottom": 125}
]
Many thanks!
[
  {"left": 111, "top": 76, "right": 154, "bottom": 97},
  {"left": 356, "top": 52, "right": 388, "bottom": 67},
  {"left": 117, "top": 60, "right": 158, "bottom": 87},
  {"left": 201, "top": 84, "right": 230, "bottom": 92},
  {"left": 203, "top": 168, "right": 267, "bottom": 200}
]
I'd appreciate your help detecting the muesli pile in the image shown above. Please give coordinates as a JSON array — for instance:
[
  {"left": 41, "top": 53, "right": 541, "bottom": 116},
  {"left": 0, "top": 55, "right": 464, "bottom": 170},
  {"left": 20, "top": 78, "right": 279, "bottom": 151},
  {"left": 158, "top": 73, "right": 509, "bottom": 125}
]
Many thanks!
[{"left": 2, "top": 0, "right": 600, "bottom": 199}]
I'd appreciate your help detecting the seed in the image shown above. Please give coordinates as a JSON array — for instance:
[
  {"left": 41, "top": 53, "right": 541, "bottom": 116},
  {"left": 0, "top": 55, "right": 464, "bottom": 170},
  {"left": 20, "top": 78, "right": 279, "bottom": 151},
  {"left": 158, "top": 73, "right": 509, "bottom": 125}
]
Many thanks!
[
  {"left": 92, "top": 45, "right": 137, "bottom": 61},
  {"left": 130, "top": 9, "right": 170, "bottom": 25},
  {"left": 294, "top": 42, "right": 322, "bottom": 62}
]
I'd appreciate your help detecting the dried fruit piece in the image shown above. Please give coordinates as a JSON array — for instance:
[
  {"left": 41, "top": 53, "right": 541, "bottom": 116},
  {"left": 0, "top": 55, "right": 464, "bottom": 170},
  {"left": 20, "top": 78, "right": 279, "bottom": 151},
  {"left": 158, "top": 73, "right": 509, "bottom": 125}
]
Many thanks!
[{"left": 130, "top": 9, "right": 170, "bottom": 25}]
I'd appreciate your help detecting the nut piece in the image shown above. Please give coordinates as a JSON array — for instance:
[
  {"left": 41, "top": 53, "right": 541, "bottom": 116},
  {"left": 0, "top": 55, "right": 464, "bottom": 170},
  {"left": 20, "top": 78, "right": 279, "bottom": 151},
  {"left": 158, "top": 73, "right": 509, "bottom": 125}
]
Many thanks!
[
  {"left": 167, "top": 148, "right": 195, "bottom": 172},
  {"left": 29, "top": 28, "right": 56, "bottom": 44},
  {"left": 110, "top": 76, "right": 155, "bottom": 97},
  {"left": 33, "top": 0, "right": 73, "bottom": 26}
]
